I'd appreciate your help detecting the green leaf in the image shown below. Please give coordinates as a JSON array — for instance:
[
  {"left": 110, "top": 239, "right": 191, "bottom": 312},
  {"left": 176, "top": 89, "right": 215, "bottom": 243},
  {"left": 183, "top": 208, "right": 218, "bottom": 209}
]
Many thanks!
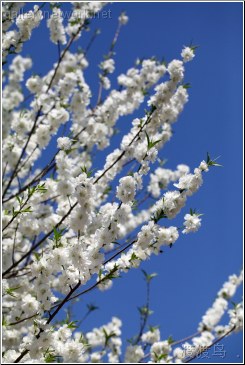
[
  {"left": 16, "top": 195, "right": 23, "bottom": 205},
  {"left": 103, "top": 185, "right": 112, "bottom": 196},
  {"left": 44, "top": 353, "right": 57, "bottom": 363},
  {"left": 21, "top": 206, "right": 33, "bottom": 213},
  {"left": 127, "top": 335, "right": 138, "bottom": 344},
  {"left": 151, "top": 208, "right": 167, "bottom": 224},
  {"left": 98, "top": 268, "right": 103, "bottom": 280},
  {"left": 87, "top": 303, "right": 99, "bottom": 312},
  {"left": 221, "top": 292, "right": 229, "bottom": 299},
  {"left": 52, "top": 227, "right": 65, "bottom": 248},
  {"left": 105, "top": 265, "right": 120, "bottom": 280},
  {"left": 6, "top": 286, "right": 21, "bottom": 298},
  {"left": 60, "top": 103, "right": 70, "bottom": 109},
  {"left": 12, "top": 206, "right": 32, "bottom": 217},
  {"left": 27, "top": 183, "right": 47, "bottom": 197},
  {"left": 28, "top": 186, "right": 36, "bottom": 197},
  {"left": 44, "top": 348, "right": 58, "bottom": 363},
  {"left": 150, "top": 104, "right": 157, "bottom": 114},
  {"left": 50, "top": 3, "right": 62, "bottom": 10},
  {"left": 167, "top": 335, "right": 175, "bottom": 344},
  {"left": 161, "top": 57, "right": 168, "bottom": 67},
  {"left": 132, "top": 200, "right": 138, "bottom": 211},
  {"left": 138, "top": 118, "right": 144, "bottom": 128},
  {"left": 81, "top": 166, "right": 94, "bottom": 177},
  {"left": 69, "top": 18, "right": 81, "bottom": 26},
  {"left": 36, "top": 183, "right": 48, "bottom": 194},
  {"left": 142, "top": 270, "right": 158, "bottom": 283},
  {"left": 138, "top": 305, "right": 153, "bottom": 316},
  {"left": 189, "top": 208, "right": 204, "bottom": 217},
  {"left": 206, "top": 152, "right": 222, "bottom": 167},
  {"left": 129, "top": 252, "right": 139, "bottom": 262},
  {"left": 145, "top": 131, "right": 161, "bottom": 151},
  {"left": 190, "top": 45, "right": 199, "bottom": 51},
  {"left": 102, "top": 328, "right": 117, "bottom": 347},
  {"left": 142, "top": 88, "right": 149, "bottom": 96},
  {"left": 153, "top": 352, "right": 168, "bottom": 362},
  {"left": 182, "top": 82, "right": 191, "bottom": 89},
  {"left": 148, "top": 325, "right": 160, "bottom": 332},
  {"left": 2, "top": 317, "right": 8, "bottom": 326},
  {"left": 34, "top": 252, "right": 41, "bottom": 261},
  {"left": 66, "top": 320, "right": 78, "bottom": 329}
]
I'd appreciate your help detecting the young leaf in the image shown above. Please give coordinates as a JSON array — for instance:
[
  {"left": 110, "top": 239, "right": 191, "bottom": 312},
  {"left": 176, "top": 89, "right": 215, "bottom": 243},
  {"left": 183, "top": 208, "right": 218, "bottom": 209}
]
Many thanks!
[
  {"left": 66, "top": 321, "right": 78, "bottom": 329},
  {"left": 6, "top": 286, "right": 21, "bottom": 298},
  {"left": 206, "top": 152, "right": 222, "bottom": 167},
  {"left": 102, "top": 328, "right": 116, "bottom": 347},
  {"left": 87, "top": 303, "right": 99, "bottom": 312},
  {"left": 142, "top": 270, "right": 158, "bottom": 283}
]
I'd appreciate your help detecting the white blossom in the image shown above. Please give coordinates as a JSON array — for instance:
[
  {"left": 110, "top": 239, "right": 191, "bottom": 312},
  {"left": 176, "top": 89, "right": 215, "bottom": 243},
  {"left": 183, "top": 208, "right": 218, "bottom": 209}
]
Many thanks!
[
  {"left": 116, "top": 176, "right": 136, "bottom": 203},
  {"left": 47, "top": 7, "right": 66, "bottom": 45},
  {"left": 119, "top": 12, "right": 129, "bottom": 25},
  {"left": 182, "top": 213, "right": 202, "bottom": 234},
  {"left": 57, "top": 137, "right": 73, "bottom": 151},
  {"left": 181, "top": 46, "right": 195, "bottom": 62}
]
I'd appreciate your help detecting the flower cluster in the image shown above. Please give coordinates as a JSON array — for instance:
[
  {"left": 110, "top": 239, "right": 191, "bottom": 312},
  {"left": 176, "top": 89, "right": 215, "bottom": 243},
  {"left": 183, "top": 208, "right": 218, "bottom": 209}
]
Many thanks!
[
  {"left": 2, "top": 4, "right": 43, "bottom": 62},
  {"left": 199, "top": 270, "right": 243, "bottom": 332},
  {"left": 47, "top": 6, "right": 66, "bottom": 45}
]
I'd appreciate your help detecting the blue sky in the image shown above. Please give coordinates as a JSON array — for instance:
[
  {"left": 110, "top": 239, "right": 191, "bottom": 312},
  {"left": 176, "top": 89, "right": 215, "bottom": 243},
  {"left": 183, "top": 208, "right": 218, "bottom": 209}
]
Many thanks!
[{"left": 8, "top": 1, "right": 243, "bottom": 362}]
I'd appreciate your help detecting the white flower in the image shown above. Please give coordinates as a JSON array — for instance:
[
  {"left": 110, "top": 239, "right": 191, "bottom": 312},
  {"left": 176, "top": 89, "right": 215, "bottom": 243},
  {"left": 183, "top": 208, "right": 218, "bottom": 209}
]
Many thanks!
[
  {"left": 57, "top": 179, "right": 74, "bottom": 196},
  {"left": 137, "top": 222, "right": 155, "bottom": 249},
  {"left": 168, "top": 60, "right": 184, "bottom": 82},
  {"left": 16, "top": 5, "right": 43, "bottom": 41},
  {"left": 181, "top": 46, "right": 195, "bottom": 62},
  {"left": 157, "top": 226, "right": 179, "bottom": 246},
  {"left": 228, "top": 302, "right": 243, "bottom": 331},
  {"left": 47, "top": 108, "right": 69, "bottom": 127},
  {"left": 163, "top": 191, "right": 186, "bottom": 218},
  {"left": 100, "top": 59, "right": 115, "bottom": 74},
  {"left": 36, "top": 125, "right": 51, "bottom": 148},
  {"left": 119, "top": 12, "right": 129, "bottom": 25},
  {"left": 182, "top": 213, "right": 202, "bottom": 234},
  {"left": 116, "top": 176, "right": 136, "bottom": 203},
  {"left": 174, "top": 170, "right": 203, "bottom": 196},
  {"left": 57, "top": 137, "right": 72, "bottom": 151},
  {"left": 142, "top": 328, "right": 160, "bottom": 344},
  {"left": 22, "top": 294, "right": 40, "bottom": 315},
  {"left": 101, "top": 76, "right": 111, "bottom": 90},
  {"left": 199, "top": 297, "right": 228, "bottom": 331},
  {"left": 125, "top": 345, "right": 144, "bottom": 363},
  {"left": 47, "top": 7, "right": 66, "bottom": 45},
  {"left": 26, "top": 75, "right": 43, "bottom": 94},
  {"left": 199, "top": 160, "right": 209, "bottom": 172},
  {"left": 173, "top": 347, "right": 186, "bottom": 360},
  {"left": 146, "top": 147, "right": 158, "bottom": 163},
  {"left": 150, "top": 341, "right": 171, "bottom": 362}
]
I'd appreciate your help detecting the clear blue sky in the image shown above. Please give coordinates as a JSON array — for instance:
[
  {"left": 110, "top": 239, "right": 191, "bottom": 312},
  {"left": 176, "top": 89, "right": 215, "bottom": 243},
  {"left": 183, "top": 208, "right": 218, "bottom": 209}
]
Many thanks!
[{"left": 10, "top": 1, "right": 243, "bottom": 362}]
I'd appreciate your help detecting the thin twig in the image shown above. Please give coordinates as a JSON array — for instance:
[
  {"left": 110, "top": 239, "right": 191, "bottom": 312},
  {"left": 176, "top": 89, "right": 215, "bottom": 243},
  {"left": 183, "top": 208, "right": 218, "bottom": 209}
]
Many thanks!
[
  {"left": 9, "top": 313, "right": 39, "bottom": 326},
  {"left": 84, "top": 29, "right": 100, "bottom": 57},
  {"left": 134, "top": 278, "right": 151, "bottom": 345},
  {"left": 12, "top": 223, "right": 19, "bottom": 265}
]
